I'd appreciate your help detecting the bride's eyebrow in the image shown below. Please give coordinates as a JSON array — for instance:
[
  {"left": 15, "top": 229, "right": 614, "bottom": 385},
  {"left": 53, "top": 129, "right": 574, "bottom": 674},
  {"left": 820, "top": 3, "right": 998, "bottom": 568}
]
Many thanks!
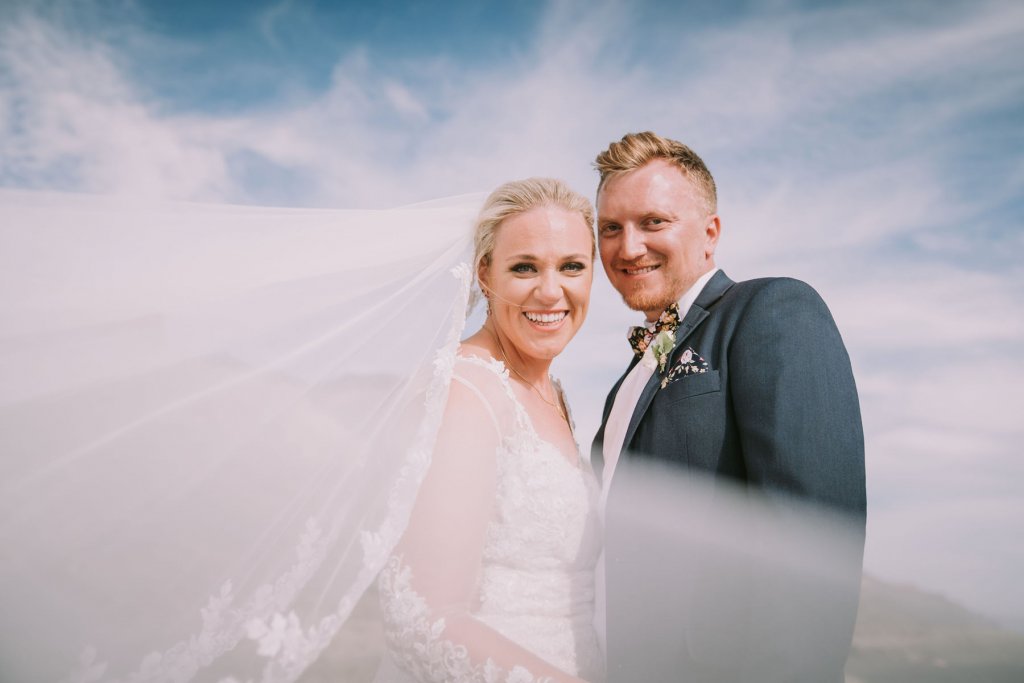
[{"left": 503, "top": 253, "right": 590, "bottom": 265}]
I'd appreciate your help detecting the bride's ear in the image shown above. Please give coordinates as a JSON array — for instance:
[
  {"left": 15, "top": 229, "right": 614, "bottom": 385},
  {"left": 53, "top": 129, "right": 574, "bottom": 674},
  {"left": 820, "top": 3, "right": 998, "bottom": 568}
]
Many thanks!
[
  {"left": 477, "top": 264, "right": 494, "bottom": 316},
  {"left": 477, "top": 261, "right": 490, "bottom": 295}
]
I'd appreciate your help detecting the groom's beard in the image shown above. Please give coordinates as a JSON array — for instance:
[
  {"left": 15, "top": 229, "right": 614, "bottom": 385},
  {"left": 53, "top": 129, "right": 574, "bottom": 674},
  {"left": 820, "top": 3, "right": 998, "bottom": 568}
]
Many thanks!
[{"left": 617, "top": 272, "right": 683, "bottom": 317}]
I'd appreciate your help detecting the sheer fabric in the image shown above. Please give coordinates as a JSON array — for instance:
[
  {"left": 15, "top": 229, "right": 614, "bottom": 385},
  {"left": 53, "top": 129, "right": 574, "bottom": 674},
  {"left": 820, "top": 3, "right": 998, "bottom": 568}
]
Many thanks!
[
  {"left": 374, "top": 356, "right": 604, "bottom": 683},
  {"left": 0, "top": 188, "right": 866, "bottom": 683},
  {"left": 0, "top": 189, "right": 490, "bottom": 682}
]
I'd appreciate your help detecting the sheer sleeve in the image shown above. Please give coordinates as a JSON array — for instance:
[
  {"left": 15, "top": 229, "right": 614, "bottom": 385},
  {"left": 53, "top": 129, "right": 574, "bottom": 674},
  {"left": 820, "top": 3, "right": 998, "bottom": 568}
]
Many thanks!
[{"left": 376, "top": 360, "right": 587, "bottom": 683}]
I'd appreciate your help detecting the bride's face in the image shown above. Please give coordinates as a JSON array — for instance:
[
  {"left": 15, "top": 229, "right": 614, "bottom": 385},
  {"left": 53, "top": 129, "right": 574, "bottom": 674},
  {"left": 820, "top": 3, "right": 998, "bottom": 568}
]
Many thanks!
[{"left": 480, "top": 205, "right": 594, "bottom": 362}]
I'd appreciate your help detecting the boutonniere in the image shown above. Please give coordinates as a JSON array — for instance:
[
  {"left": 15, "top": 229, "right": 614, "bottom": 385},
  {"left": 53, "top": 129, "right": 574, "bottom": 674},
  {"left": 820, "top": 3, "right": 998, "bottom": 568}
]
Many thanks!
[
  {"left": 641, "top": 329, "right": 676, "bottom": 372},
  {"left": 660, "top": 347, "right": 710, "bottom": 388}
]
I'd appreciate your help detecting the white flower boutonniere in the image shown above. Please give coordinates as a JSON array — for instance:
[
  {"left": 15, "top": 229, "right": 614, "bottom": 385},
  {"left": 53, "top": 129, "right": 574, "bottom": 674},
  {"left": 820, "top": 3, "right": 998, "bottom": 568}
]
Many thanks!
[{"left": 650, "top": 329, "right": 676, "bottom": 372}]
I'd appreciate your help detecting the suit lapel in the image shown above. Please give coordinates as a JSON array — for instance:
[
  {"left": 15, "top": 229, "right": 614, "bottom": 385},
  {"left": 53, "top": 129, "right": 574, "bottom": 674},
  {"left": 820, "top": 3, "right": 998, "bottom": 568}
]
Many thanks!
[{"left": 619, "top": 270, "right": 735, "bottom": 456}]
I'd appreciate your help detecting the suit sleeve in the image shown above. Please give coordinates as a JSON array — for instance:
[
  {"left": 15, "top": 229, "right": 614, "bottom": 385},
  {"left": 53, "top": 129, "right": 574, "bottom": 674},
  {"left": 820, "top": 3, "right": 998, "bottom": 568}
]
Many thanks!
[
  {"left": 726, "top": 278, "right": 866, "bottom": 682},
  {"left": 729, "top": 278, "right": 866, "bottom": 517}
]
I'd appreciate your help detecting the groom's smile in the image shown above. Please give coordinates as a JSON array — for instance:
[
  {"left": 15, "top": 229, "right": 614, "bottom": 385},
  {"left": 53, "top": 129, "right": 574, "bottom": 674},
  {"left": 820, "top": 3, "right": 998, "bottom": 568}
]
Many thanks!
[{"left": 620, "top": 263, "right": 661, "bottom": 277}]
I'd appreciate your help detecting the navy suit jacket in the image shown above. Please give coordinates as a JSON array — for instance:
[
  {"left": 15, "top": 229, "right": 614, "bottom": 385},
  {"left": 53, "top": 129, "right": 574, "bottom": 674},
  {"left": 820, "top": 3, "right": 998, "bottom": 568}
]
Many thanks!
[{"left": 594, "top": 270, "right": 866, "bottom": 682}]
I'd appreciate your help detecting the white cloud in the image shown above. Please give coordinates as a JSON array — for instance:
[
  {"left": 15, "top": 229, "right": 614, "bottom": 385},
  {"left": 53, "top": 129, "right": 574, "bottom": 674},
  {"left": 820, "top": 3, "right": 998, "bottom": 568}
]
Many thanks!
[
  {"left": 828, "top": 266, "right": 1024, "bottom": 351},
  {"left": 258, "top": 0, "right": 300, "bottom": 53},
  {"left": 805, "top": 1, "right": 1024, "bottom": 89},
  {"left": 383, "top": 81, "right": 429, "bottom": 120},
  {"left": 0, "top": 15, "right": 233, "bottom": 199}
]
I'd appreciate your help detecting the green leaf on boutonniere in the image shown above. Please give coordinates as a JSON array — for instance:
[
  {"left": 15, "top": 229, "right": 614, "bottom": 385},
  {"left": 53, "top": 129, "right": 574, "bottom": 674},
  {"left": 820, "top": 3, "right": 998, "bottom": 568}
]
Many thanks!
[{"left": 652, "top": 330, "right": 675, "bottom": 373}]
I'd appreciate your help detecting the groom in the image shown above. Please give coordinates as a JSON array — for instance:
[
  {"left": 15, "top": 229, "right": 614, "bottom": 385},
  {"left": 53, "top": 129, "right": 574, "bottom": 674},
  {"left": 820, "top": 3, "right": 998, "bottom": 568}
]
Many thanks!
[{"left": 592, "top": 132, "right": 866, "bottom": 682}]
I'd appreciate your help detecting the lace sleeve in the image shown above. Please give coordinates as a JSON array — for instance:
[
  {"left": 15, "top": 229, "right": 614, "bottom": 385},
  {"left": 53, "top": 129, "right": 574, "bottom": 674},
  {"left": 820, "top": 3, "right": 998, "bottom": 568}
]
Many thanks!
[{"left": 377, "top": 366, "right": 586, "bottom": 683}]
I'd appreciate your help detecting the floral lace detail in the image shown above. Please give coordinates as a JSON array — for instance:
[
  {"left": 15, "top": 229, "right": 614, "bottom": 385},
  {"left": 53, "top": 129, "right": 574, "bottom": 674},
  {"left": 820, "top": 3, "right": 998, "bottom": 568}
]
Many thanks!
[
  {"left": 64, "top": 517, "right": 334, "bottom": 683},
  {"left": 66, "top": 264, "right": 476, "bottom": 683},
  {"left": 378, "top": 556, "right": 554, "bottom": 683},
  {"left": 246, "top": 264, "right": 476, "bottom": 681}
]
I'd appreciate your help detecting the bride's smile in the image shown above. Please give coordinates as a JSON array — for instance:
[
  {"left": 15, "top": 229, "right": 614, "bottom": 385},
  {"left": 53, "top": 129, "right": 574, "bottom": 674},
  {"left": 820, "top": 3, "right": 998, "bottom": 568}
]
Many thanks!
[{"left": 523, "top": 309, "right": 568, "bottom": 326}]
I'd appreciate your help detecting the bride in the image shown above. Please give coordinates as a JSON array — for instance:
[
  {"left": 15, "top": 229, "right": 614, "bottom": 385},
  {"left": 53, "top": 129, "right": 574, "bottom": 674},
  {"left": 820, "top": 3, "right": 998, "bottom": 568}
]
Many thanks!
[
  {"left": 374, "top": 179, "right": 603, "bottom": 683},
  {"left": 0, "top": 178, "right": 602, "bottom": 682}
]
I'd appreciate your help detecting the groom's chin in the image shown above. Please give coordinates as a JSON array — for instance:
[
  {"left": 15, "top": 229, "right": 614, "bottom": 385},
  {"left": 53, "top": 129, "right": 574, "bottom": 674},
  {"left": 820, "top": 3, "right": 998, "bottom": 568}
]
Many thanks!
[{"left": 620, "top": 290, "right": 674, "bottom": 316}]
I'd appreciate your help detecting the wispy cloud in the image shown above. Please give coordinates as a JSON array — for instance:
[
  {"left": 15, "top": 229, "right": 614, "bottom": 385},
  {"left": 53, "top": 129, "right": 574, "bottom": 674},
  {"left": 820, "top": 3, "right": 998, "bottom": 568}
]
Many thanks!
[{"left": 0, "top": 14, "right": 232, "bottom": 199}]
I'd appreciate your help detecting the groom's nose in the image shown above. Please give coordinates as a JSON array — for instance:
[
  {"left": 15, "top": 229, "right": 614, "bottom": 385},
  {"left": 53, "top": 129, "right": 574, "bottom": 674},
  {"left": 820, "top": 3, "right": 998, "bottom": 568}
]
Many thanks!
[{"left": 619, "top": 225, "right": 647, "bottom": 260}]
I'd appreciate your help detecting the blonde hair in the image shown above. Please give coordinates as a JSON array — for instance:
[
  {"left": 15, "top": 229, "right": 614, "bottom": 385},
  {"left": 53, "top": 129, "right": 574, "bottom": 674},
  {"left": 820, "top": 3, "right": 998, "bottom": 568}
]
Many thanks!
[
  {"left": 473, "top": 178, "right": 595, "bottom": 279},
  {"left": 594, "top": 131, "right": 717, "bottom": 214}
]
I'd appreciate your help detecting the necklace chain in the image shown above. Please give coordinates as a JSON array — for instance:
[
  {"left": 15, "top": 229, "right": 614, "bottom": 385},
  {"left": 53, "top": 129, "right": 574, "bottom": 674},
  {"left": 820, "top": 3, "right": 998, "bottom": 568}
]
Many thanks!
[{"left": 484, "top": 326, "right": 569, "bottom": 424}]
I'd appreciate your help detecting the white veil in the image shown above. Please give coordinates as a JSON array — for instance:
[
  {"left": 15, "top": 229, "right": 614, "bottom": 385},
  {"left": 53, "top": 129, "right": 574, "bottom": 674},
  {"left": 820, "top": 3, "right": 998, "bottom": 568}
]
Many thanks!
[{"left": 0, "top": 188, "right": 485, "bottom": 683}]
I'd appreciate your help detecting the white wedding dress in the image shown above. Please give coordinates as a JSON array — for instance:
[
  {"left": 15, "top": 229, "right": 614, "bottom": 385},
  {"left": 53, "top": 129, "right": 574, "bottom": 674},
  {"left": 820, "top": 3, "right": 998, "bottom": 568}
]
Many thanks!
[{"left": 374, "top": 354, "right": 605, "bottom": 683}]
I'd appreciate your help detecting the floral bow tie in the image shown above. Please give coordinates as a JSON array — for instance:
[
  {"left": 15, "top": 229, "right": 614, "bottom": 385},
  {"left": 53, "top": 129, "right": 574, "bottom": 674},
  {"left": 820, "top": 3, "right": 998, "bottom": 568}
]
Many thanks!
[{"left": 628, "top": 303, "right": 681, "bottom": 358}]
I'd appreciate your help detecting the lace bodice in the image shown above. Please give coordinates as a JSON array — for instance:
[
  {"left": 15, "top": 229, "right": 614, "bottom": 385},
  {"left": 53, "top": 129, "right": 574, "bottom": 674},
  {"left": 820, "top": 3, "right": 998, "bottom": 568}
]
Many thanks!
[{"left": 375, "top": 355, "right": 604, "bottom": 683}]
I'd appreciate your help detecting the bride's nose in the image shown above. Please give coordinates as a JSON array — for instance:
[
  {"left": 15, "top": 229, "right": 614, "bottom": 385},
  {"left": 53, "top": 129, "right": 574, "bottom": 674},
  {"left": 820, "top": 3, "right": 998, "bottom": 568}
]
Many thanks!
[{"left": 534, "top": 271, "right": 563, "bottom": 305}]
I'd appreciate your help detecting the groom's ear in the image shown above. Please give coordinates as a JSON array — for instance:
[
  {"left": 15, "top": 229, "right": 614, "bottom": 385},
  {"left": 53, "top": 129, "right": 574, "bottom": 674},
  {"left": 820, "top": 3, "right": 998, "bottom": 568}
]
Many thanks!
[{"left": 704, "top": 214, "right": 721, "bottom": 259}]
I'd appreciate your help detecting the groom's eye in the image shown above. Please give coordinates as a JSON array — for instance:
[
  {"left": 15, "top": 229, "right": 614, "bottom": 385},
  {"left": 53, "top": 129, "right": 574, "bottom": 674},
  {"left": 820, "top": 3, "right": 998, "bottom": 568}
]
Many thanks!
[{"left": 599, "top": 223, "right": 621, "bottom": 235}]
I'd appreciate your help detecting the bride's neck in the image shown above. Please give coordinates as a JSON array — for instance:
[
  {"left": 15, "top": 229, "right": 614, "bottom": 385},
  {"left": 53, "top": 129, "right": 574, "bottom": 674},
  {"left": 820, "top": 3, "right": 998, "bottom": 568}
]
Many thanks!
[{"left": 475, "top": 323, "right": 552, "bottom": 386}]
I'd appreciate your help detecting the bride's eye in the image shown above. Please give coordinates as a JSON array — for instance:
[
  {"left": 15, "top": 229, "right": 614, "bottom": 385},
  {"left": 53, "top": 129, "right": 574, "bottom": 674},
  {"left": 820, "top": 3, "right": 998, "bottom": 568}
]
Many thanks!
[
  {"left": 561, "top": 261, "right": 586, "bottom": 273},
  {"left": 511, "top": 263, "right": 537, "bottom": 274}
]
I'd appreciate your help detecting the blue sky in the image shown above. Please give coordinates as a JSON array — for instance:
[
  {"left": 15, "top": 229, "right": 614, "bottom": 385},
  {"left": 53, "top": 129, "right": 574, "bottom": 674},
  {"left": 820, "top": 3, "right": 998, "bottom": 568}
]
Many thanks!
[{"left": 2, "top": 0, "right": 1023, "bottom": 629}]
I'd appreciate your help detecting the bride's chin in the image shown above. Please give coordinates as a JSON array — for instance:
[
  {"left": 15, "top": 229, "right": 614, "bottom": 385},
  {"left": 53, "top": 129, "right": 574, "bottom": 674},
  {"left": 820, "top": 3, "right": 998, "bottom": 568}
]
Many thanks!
[
  {"left": 532, "top": 339, "right": 573, "bottom": 360},
  {"left": 507, "top": 325, "right": 579, "bottom": 360},
  {"left": 507, "top": 338, "right": 560, "bottom": 361}
]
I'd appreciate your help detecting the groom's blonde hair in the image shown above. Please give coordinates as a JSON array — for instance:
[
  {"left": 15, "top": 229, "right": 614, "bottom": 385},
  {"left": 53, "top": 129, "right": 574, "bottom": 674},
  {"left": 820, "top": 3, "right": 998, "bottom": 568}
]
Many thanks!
[
  {"left": 474, "top": 178, "right": 595, "bottom": 279},
  {"left": 594, "top": 131, "right": 717, "bottom": 214}
]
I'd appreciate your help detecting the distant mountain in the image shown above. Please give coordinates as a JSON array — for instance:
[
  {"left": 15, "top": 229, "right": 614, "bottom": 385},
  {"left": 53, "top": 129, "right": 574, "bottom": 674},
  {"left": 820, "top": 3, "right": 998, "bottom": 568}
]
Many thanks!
[
  {"left": 847, "top": 574, "right": 1024, "bottom": 683},
  {"left": 301, "top": 575, "right": 1024, "bottom": 682}
]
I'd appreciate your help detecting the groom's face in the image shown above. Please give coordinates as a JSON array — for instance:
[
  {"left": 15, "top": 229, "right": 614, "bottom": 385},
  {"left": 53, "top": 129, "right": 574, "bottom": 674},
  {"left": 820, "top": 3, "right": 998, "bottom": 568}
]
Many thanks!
[{"left": 597, "top": 159, "right": 720, "bottom": 321}]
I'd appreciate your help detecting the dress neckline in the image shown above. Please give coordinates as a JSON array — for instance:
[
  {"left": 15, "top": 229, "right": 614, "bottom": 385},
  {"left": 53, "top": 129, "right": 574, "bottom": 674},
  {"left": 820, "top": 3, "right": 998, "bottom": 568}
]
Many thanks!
[{"left": 454, "top": 351, "right": 584, "bottom": 471}]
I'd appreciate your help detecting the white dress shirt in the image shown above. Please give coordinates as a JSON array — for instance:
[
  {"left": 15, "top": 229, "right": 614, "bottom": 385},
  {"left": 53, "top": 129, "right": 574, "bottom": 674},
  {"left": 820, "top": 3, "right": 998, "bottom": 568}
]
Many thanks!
[
  {"left": 594, "top": 266, "right": 718, "bottom": 653},
  {"left": 599, "top": 267, "right": 719, "bottom": 504}
]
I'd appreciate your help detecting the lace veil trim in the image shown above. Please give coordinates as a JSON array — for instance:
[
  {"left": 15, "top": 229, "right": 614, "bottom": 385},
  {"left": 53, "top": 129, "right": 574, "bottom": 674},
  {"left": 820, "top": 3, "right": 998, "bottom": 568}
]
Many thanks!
[{"left": 0, "top": 190, "right": 484, "bottom": 683}]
